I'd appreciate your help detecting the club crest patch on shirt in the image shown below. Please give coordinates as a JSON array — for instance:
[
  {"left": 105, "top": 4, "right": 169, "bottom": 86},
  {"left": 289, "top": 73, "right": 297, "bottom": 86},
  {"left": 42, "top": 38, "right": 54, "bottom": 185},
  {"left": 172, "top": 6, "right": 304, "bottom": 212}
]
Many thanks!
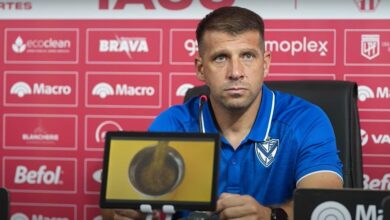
[{"left": 255, "top": 137, "right": 279, "bottom": 167}]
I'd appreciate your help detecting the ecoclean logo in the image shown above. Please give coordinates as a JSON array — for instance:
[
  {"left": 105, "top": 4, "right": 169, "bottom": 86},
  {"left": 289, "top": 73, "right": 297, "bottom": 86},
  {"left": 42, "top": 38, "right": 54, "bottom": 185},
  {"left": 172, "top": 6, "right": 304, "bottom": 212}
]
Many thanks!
[
  {"left": 12, "top": 36, "right": 26, "bottom": 53},
  {"left": 358, "top": 85, "right": 390, "bottom": 102},
  {"left": 5, "top": 28, "right": 79, "bottom": 63},
  {"left": 87, "top": 29, "right": 162, "bottom": 64},
  {"left": 11, "top": 35, "right": 71, "bottom": 54},
  {"left": 265, "top": 30, "right": 334, "bottom": 65}
]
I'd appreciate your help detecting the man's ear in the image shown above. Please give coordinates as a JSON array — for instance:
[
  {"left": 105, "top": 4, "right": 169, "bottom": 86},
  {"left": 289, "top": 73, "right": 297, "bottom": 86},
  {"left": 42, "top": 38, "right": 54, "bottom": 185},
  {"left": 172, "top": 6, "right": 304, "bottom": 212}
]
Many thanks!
[
  {"left": 195, "top": 56, "right": 206, "bottom": 82},
  {"left": 263, "top": 51, "right": 271, "bottom": 77}
]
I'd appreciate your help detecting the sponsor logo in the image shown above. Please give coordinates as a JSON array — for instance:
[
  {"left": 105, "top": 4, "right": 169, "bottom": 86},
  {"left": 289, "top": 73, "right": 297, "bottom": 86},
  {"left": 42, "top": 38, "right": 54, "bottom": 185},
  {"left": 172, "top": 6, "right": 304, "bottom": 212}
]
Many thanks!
[
  {"left": 85, "top": 116, "right": 153, "bottom": 150},
  {"left": 265, "top": 30, "right": 335, "bottom": 65},
  {"left": 86, "top": 29, "right": 161, "bottom": 64},
  {"left": 361, "top": 34, "right": 380, "bottom": 60},
  {"left": 364, "top": 173, "right": 390, "bottom": 190},
  {"left": 12, "top": 36, "right": 26, "bottom": 53},
  {"left": 176, "top": 83, "right": 194, "bottom": 96},
  {"left": 311, "top": 201, "right": 351, "bottom": 220},
  {"left": 5, "top": 72, "right": 78, "bottom": 107},
  {"left": 10, "top": 81, "right": 72, "bottom": 97},
  {"left": 85, "top": 160, "right": 103, "bottom": 194},
  {"left": 5, "top": 29, "right": 78, "bottom": 63},
  {"left": 3, "top": 114, "right": 77, "bottom": 150},
  {"left": 86, "top": 73, "right": 161, "bottom": 108},
  {"left": 169, "top": 73, "right": 204, "bottom": 105},
  {"left": 169, "top": 29, "right": 198, "bottom": 65},
  {"left": 95, "top": 120, "right": 122, "bottom": 143},
  {"left": 266, "top": 37, "right": 328, "bottom": 57},
  {"left": 360, "top": 129, "right": 369, "bottom": 146},
  {"left": 92, "top": 82, "right": 155, "bottom": 99},
  {"left": 22, "top": 133, "right": 59, "bottom": 143},
  {"left": 99, "top": 36, "right": 149, "bottom": 58},
  {"left": 3, "top": 157, "right": 76, "bottom": 193},
  {"left": 184, "top": 39, "right": 198, "bottom": 56},
  {"left": 10, "top": 204, "right": 75, "bottom": 220},
  {"left": 358, "top": 85, "right": 390, "bottom": 102},
  {"left": 345, "top": 30, "right": 390, "bottom": 65},
  {"left": 360, "top": 120, "right": 390, "bottom": 154},
  {"left": 358, "top": 85, "right": 375, "bottom": 101},
  {"left": 255, "top": 137, "right": 279, "bottom": 167},
  {"left": 311, "top": 201, "right": 383, "bottom": 220},
  {"left": 354, "top": 0, "right": 381, "bottom": 12},
  {"left": 11, "top": 35, "right": 71, "bottom": 54},
  {"left": 11, "top": 213, "right": 29, "bottom": 220},
  {"left": 10, "top": 81, "right": 31, "bottom": 97},
  {"left": 362, "top": 129, "right": 390, "bottom": 145},
  {"left": 93, "top": 169, "right": 102, "bottom": 184},
  {"left": 21, "top": 123, "right": 60, "bottom": 145},
  {"left": 14, "top": 165, "right": 62, "bottom": 185}
]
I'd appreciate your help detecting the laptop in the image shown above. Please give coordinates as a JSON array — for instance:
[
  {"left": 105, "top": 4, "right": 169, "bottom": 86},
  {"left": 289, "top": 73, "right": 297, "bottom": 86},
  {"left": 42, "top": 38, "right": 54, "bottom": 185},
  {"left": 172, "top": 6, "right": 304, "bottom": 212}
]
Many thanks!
[
  {"left": 100, "top": 131, "right": 220, "bottom": 211},
  {"left": 294, "top": 188, "right": 390, "bottom": 219}
]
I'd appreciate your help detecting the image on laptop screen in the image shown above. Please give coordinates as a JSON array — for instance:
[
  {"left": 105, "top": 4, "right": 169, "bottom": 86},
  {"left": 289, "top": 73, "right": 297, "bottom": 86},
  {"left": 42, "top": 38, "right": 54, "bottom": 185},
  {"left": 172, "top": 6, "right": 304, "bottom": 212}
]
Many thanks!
[{"left": 100, "top": 131, "right": 220, "bottom": 211}]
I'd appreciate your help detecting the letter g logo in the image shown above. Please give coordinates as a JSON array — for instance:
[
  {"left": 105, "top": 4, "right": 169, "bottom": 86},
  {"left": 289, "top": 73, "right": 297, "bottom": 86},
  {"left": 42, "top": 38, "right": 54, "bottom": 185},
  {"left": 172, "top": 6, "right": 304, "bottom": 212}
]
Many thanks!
[{"left": 311, "top": 201, "right": 351, "bottom": 220}]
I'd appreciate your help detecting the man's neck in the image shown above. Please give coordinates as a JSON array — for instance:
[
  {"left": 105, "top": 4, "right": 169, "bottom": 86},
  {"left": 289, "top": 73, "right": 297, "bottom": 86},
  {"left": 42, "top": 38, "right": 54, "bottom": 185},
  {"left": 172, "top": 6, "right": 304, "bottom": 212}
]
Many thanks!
[{"left": 211, "top": 95, "right": 261, "bottom": 149}]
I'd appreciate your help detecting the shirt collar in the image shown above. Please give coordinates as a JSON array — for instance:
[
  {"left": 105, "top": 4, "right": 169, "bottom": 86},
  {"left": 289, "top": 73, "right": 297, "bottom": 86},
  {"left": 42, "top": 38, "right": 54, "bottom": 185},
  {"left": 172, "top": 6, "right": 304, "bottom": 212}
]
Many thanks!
[
  {"left": 248, "top": 85, "right": 275, "bottom": 142},
  {"left": 201, "top": 84, "right": 275, "bottom": 143}
]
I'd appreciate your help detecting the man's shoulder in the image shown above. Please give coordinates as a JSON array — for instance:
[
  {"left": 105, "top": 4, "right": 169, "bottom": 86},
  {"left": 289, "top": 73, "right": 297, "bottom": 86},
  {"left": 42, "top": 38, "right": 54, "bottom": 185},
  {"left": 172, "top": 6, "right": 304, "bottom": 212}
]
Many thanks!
[
  {"left": 272, "top": 90, "right": 330, "bottom": 128},
  {"left": 148, "top": 97, "right": 198, "bottom": 132}
]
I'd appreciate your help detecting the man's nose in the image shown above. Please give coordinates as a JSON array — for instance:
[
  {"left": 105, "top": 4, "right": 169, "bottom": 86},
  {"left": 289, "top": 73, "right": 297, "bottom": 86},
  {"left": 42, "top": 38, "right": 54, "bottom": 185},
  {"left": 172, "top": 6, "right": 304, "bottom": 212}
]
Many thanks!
[{"left": 227, "top": 58, "right": 244, "bottom": 80}]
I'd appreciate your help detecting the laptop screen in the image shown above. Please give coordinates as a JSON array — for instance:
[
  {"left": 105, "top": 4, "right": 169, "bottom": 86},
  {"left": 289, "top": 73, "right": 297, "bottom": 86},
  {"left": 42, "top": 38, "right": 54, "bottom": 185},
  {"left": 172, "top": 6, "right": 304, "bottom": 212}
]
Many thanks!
[
  {"left": 100, "top": 131, "right": 220, "bottom": 211},
  {"left": 294, "top": 188, "right": 390, "bottom": 219}
]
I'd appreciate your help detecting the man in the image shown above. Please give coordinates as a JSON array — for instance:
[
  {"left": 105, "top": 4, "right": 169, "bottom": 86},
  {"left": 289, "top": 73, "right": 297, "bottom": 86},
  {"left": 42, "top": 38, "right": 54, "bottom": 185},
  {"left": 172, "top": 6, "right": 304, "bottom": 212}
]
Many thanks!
[{"left": 103, "top": 6, "right": 343, "bottom": 220}]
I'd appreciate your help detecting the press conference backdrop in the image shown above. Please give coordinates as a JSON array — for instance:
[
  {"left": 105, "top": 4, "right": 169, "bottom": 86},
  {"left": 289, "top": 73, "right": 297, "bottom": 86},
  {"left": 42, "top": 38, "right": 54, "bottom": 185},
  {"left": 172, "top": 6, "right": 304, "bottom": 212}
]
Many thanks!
[{"left": 0, "top": 0, "right": 389, "bottom": 219}]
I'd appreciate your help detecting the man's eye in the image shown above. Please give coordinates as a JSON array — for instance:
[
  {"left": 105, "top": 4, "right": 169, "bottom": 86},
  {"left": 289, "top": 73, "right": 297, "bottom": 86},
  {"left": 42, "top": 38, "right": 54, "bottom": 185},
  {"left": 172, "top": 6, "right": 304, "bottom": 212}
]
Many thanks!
[
  {"left": 243, "top": 53, "right": 254, "bottom": 60},
  {"left": 214, "top": 55, "right": 226, "bottom": 62}
]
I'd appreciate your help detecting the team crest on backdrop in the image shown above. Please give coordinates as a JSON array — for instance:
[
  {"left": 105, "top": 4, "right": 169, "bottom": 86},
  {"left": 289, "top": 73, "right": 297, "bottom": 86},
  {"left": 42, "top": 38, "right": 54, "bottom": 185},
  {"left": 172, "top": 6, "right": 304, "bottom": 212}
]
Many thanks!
[
  {"left": 255, "top": 137, "right": 279, "bottom": 167},
  {"left": 361, "top": 34, "right": 380, "bottom": 60}
]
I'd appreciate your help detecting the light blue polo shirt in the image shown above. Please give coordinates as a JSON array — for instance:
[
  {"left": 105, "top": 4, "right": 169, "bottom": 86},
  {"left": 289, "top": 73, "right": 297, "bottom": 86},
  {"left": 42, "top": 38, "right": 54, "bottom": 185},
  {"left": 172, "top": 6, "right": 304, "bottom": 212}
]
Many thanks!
[{"left": 148, "top": 85, "right": 343, "bottom": 205}]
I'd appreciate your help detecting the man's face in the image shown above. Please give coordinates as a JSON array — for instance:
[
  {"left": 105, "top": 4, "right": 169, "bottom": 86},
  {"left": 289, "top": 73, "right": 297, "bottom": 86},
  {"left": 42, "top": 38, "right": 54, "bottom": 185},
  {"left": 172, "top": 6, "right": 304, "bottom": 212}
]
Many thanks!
[{"left": 195, "top": 30, "right": 271, "bottom": 111}]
